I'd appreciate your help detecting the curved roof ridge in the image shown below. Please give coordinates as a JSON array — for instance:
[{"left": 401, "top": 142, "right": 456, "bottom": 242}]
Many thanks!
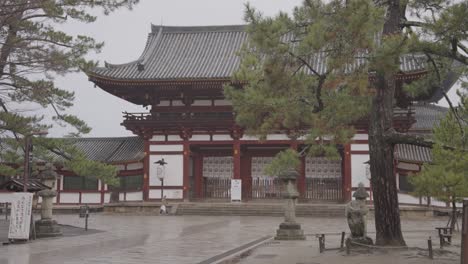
[
  {"left": 413, "top": 102, "right": 449, "bottom": 112},
  {"left": 63, "top": 136, "right": 140, "bottom": 141},
  {"left": 151, "top": 24, "right": 246, "bottom": 34}
]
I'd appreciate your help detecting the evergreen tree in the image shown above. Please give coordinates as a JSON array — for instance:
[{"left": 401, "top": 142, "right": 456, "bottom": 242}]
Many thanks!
[
  {"left": 226, "top": 0, "right": 467, "bottom": 245},
  {"left": 411, "top": 99, "right": 468, "bottom": 231},
  {"left": 0, "top": 0, "right": 138, "bottom": 185}
]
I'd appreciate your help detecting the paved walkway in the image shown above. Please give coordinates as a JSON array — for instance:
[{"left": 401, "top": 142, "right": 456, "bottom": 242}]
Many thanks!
[{"left": 0, "top": 214, "right": 460, "bottom": 264}]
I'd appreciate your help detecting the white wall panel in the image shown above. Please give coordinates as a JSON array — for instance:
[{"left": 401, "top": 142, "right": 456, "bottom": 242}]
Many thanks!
[
  {"left": 104, "top": 193, "right": 111, "bottom": 203},
  {"left": 190, "top": 135, "right": 210, "bottom": 141},
  {"left": 127, "top": 163, "right": 143, "bottom": 170},
  {"left": 172, "top": 100, "right": 184, "bottom": 106},
  {"left": 212, "top": 135, "right": 232, "bottom": 141},
  {"left": 158, "top": 100, "right": 170, "bottom": 106},
  {"left": 241, "top": 135, "right": 260, "bottom": 140},
  {"left": 150, "top": 144, "right": 183, "bottom": 152},
  {"left": 60, "top": 193, "right": 79, "bottom": 203},
  {"left": 149, "top": 189, "right": 183, "bottom": 199},
  {"left": 81, "top": 193, "right": 101, "bottom": 204},
  {"left": 352, "top": 134, "right": 368, "bottom": 140},
  {"left": 0, "top": 192, "right": 14, "bottom": 203},
  {"left": 351, "top": 144, "right": 369, "bottom": 151},
  {"left": 150, "top": 135, "right": 166, "bottom": 141},
  {"left": 351, "top": 154, "right": 370, "bottom": 187},
  {"left": 167, "top": 135, "right": 183, "bottom": 141},
  {"left": 149, "top": 154, "right": 184, "bottom": 186},
  {"left": 397, "top": 162, "right": 420, "bottom": 171},
  {"left": 214, "top": 99, "right": 231, "bottom": 106},
  {"left": 125, "top": 192, "right": 143, "bottom": 201},
  {"left": 266, "top": 134, "right": 290, "bottom": 140},
  {"left": 192, "top": 100, "right": 212, "bottom": 106}
]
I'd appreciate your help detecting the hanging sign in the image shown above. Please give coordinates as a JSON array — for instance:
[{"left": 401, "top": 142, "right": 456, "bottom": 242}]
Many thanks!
[
  {"left": 8, "top": 192, "right": 33, "bottom": 240},
  {"left": 231, "top": 179, "right": 242, "bottom": 202}
]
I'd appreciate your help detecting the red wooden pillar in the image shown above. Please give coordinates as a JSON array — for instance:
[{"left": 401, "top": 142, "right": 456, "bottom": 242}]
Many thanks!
[
  {"left": 183, "top": 141, "right": 190, "bottom": 201},
  {"left": 343, "top": 144, "right": 352, "bottom": 202},
  {"left": 143, "top": 139, "right": 150, "bottom": 201},
  {"left": 233, "top": 141, "right": 241, "bottom": 180},
  {"left": 299, "top": 156, "right": 306, "bottom": 198}
]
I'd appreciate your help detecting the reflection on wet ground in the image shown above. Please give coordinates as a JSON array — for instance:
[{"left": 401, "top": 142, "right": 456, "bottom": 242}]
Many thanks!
[{"left": 0, "top": 215, "right": 450, "bottom": 264}]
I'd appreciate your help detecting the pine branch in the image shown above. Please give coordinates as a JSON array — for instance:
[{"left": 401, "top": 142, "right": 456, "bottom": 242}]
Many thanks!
[{"left": 383, "top": 128, "right": 467, "bottom": 152}]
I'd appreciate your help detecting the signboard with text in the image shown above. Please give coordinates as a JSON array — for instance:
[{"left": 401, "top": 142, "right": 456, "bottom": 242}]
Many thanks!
[
  {"left": 8, "top": 193, "right": 33, "bottom": 240},
  {"left": 231, "top": 179, "right": 242, "bottom": 202}
]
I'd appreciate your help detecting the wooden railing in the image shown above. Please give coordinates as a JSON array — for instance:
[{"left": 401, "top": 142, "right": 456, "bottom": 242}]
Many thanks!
[
  {"left": 251, "top": 177, "right": 283, "bottom": 199},
  {"left": 304, "top": 177, "right": 342, "bottom": 201},
  {"left": 203, "top": 177, "right": 231, "bottom": 199}
]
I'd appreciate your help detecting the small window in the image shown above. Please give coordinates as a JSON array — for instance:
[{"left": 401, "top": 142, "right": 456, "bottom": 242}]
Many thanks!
[
  {"left": 121, "top": 175, "right": 143, "bottom": 191},
  {"left": 63, "top": 176, "right": 98, "bottom": 191},
  {"left": 399, "top": 174, "right": 414, "bottom": 193}
]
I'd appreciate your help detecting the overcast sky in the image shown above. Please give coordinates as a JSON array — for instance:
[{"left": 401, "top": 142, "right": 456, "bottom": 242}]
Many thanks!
[{"left": 48, "top": 0, "right": 460, "bottom": 138}]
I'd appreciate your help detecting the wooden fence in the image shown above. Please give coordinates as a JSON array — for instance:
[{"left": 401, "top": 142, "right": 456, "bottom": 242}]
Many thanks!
[{"left": 304, "top": 177, "right": 342, "bottom": 201}]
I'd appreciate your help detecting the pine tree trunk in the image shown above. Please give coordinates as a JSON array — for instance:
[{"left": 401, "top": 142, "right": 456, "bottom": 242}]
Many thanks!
[
  {"left": 368, "top": 0, "right": 406, "bottom": 246},
  {"left": 450, "top": 200, "right": 457, "bottom": 231}
]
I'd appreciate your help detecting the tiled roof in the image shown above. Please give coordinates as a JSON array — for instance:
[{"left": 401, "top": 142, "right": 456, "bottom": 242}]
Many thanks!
[
  {"left": 89, "top": 25, "right": 427, "bottom": 81},
  {"left": 395, "top": 144, "right": 432, "bottom": 163},
  {"left": 65, "top": 137, "right": 144, "bottom": 163},
  {"left": 410, "top": 103, "right": 448, "bottom": 132}
]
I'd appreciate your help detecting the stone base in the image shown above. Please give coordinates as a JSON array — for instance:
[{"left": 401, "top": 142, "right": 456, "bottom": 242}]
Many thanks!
[
  {"left": 346, "top": 236, "right": 373, "bottom": 248},
  {"left": 35, "top": 219, "right": 62, "bottom": 238},
  {"left": 275, "top": 222, "right": 306, "bottom": 240}
]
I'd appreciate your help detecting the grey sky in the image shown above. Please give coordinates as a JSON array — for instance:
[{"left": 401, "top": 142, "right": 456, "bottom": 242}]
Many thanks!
[{"left": 50, "top": 0, "right": 460, "bottom": 137}]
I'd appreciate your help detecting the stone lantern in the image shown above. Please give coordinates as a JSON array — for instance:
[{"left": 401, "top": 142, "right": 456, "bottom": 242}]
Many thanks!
[
  {"left": 345, "top": 182, "right": 372, "bottom": 246},
  {"left": 35, "top": 163, "right": 62, "bottom": 237},
  {"left": 274, "top": 168, "right": 305, "bottom": 240}
]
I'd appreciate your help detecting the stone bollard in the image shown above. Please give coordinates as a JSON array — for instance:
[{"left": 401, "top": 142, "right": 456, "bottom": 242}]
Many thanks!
[
  {"left": 345, "top": 182, "right": 373, "bottom": 247},
  {"left": 35, "top": 189, "right": 62, "bottom": 237},
  {"left": 274, "top": 169, "right": 305, "bottom": 240}
]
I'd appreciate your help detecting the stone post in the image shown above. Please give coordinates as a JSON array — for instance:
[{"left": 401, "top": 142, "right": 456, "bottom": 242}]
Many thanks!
[
  {"left": 275, "top": 169, "right": 305, "bottom": 240},
  {"left": 345, "top": 182, "right": 373, "bottom": 247},
  {"left": 35, "top": 163, "right": 62, "bottom": 237}
]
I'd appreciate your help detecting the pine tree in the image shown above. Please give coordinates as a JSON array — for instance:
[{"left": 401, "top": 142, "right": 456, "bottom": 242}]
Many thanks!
[
  {"left": 226, "top": 0, "right": 467, "bottom": 245},
  {"left": 411, "top": 100, "right": 468, "bottom": 231},
  {"left": 0, "top": 0, "right": 139, "bottom": 185}
]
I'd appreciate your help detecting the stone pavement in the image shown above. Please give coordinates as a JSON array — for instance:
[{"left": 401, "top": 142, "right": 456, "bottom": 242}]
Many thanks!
[{"left": 0, "top": 214, "right": 460, "bottom": 264}]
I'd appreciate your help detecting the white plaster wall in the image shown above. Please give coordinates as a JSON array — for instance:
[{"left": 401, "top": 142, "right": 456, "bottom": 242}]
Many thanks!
[
  {"left": 104, "top": 193, "right": 111, "bottom": 203},
  {"left": 212, "top": 135, "right": 232, "bottom": 141},
  {"left": 241, "top": 135, "right": 260, "bottom": 141},
  {"left": 350, "top": 144, "right": 369, "bottom": 151},
  {"left": 60, "top": 193, "right": 80, "bottom": 203},
  {"left": 172, "top": 100, "right": 184, "bottom": 106},
  {"left": 150, "top": 144, "right": 183, "bottom": 152},
  {"left": 158, "top": 100, "right": 170, "bottom": 106},
  {"left": 167, "top": 135, "right": 183, "bottom": 141},
  {"left": 150, "top": 135, "right": 166, "bottom": 141},
  {"left": 81, "top": 193, "right": 101, "bottom": 204},
  {"left": 119, "top": 193, "right": 125, "bottom": 201},
  {"left": 125, "top": 191, "right": 143, "bottom": 201},
  {"left": 115, "top": 165, "right": 125, "bottom": 170},
  {"left": 192, "top": 100, "right": 212, "bottom": 106},
  {"left": 149, "top": 189, "right": 183, "bottom": 199},
  {"left": 397, "top": 162, "right": 420, "bottom": 171},
  {"left": 266, "top": 134, "right": 290, "bottom": 140},
  {"left": 0, "top": 192, "right": 14, "bottom": 203},
  {"left": 190, "top": 135, "right": 210, "bottom": 141},
  {"left": 149, "top": 154, "right": 184, "bottom": 186},
  {"left": 214, "top": 99, "right": 231, "bottom": 106},
  {"left": 351, "top": 154, "right": 370, "bottom": 187},
  {"left": 127, "top": 163, "right": 143, "bottom": 170},
  {"left": 352, "top": 134, "right": 368, "bottom": 140}
]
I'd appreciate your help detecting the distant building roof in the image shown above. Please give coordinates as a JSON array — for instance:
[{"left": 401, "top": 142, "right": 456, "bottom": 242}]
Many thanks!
[
  {"left": 0, "top": 178, "right": 50, "bottom": 192},
  {"left": 63, "top": 137, "right": 144, "bottom": 163},
  {"left": 395, "top": 144, "right": 432, "bottom": 164},
  {"left": 410, "top": 103, "right": 449, "bottom": 132},
  {"left": 89, "top": 25, "right": 428, "bottom": 82}
]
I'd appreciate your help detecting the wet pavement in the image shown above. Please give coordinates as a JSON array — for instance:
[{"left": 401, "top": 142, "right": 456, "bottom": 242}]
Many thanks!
[{"left": 0, "top": 214, "right": 457, "bottom": 264}]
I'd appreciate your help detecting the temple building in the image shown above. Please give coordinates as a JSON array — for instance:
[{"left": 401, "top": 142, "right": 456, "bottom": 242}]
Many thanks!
[{"left": 0, "top": 25, "right": 453, "bottom": 205}]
